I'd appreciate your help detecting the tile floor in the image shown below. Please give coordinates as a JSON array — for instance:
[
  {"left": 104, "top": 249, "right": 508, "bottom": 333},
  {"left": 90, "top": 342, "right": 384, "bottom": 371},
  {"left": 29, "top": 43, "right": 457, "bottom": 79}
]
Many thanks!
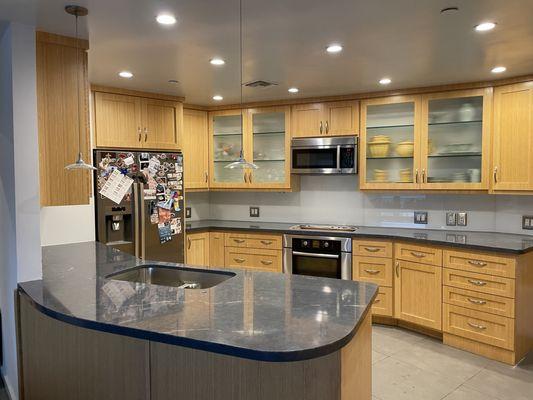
[{"left": 372, "top": 324, "right": 533, "bottom": 400}]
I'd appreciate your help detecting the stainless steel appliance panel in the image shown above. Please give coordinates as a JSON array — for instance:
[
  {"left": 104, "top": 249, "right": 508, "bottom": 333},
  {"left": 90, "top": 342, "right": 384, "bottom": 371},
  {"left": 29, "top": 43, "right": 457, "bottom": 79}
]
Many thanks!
[{"left": 291, "top": 136, "right": 358, "bottom": 175}]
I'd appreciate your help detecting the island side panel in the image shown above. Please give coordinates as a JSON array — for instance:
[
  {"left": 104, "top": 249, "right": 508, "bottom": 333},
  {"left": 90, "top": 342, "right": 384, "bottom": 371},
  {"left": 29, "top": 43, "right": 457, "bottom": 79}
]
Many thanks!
[
  {"left": 17, "top": 292, "right": 150, "bottom": 400},
  {"left": 341, "top": 311, "right": 372, "bottom": 400},
  {"left": 150, "top": 342, "right": 341, "bottom": 400}
]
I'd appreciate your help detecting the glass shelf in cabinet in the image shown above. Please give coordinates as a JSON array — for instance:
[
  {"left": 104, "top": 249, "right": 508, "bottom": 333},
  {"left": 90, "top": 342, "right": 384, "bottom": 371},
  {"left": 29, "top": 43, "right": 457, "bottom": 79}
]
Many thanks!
[
  {"left": 366, "top": 124, "right": 414, "bottom": 130},
  {"left": 428, "top": 120, "right": 482, "bottom": 127}
]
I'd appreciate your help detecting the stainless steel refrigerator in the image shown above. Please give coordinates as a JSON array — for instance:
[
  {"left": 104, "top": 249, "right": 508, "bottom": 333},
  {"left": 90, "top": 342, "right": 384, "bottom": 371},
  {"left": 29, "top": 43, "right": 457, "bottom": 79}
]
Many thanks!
[{"left": 94, "top": 150, "right": 184, "bottom": 263}]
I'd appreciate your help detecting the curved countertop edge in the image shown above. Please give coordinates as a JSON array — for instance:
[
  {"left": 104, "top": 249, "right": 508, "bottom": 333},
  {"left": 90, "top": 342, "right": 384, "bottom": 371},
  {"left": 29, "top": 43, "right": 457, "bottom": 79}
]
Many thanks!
[
  {"left": 17, "top": 284, "right": 376, "bottom": 363},
  {"left": 185, "top": 221, "right": 533, "bottom": 255}
]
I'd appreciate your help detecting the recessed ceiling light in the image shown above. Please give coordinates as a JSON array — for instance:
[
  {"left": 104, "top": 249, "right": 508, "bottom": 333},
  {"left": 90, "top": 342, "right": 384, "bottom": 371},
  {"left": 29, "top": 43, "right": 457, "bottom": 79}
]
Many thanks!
[
  {"left": 475, "top": 21, "right": 496, "bottom": 32},
  {"left": 210, "top": 58, "right": 225, "bottom": 66},
  {"left": 156, "top": 13, "right": 176, "bottom": 25},
  {"left": 326, "top": 44, "right": 343, "bottom": 54},
  {"left": 119, "top": 71, "right": 133, "bottom": 79},
  {"left": 212, "top": 95, "right": 223, "bottom": 101},
  {"left": 491, "top": 66, "right": 506, "bottom": 74},
  {"left": 288, "top": 87, "right": 299, "bottom": 93},
  {"left": 379, "top": 78, "right": 392, "bottom": 85}
]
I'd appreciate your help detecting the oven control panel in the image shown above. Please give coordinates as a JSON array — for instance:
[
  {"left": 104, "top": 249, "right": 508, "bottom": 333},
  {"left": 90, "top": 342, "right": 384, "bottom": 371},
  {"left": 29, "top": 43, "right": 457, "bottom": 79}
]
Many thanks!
[{"left": 292, "top": 238, "right": 341, "bottom": 253}]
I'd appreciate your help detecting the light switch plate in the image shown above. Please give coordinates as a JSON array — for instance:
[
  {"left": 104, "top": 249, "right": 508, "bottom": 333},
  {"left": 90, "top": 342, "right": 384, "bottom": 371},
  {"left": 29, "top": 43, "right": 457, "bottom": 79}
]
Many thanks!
[
  {"left": 446, "top": 211, "right": 457, "bottom": 226},
  {"left": 250, "top": 206, "right": 260, "bottom": 218},
  {"left": 185, "top": 207, "right": 191, "bottom": 219},
  {"left": 523, "top": 215, "right": 533, "bottom": 230},
  {"left": 457, "top": 212, "right": 468, "bottom": 226},
  {"left": 414, "top": 211, "right": 428, "bottom": 224}
]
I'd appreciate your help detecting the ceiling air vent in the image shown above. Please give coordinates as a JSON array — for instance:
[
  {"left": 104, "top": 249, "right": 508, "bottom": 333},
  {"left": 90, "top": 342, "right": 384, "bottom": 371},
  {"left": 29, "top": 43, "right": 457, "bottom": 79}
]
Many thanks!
[{"left": 243, "top": 80, "right": 278, "bottom": 88}]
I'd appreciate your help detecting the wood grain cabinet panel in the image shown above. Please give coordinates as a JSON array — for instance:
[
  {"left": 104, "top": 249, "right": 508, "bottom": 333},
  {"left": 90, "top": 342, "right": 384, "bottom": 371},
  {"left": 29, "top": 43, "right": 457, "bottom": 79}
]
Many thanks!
[
  {"left": 224, "top": 233, "right": 282, "bottom": 250},
  {"left": 353, "top": 256, "right": 393, "bottom": 287},
  {"left": 323, "top": 101, "right": 359, "bottom": 136},
  {"left": 291, "top": 103, "right": 323, "bottom": 137},
  {"left": 492, "top": 81, "right": 533, "bottom": 192},
  {"left": 443, "top": 286, "right": 515, "bottom": 318},
  {"left": 443, "top": 268, "right": 515, "bottom": 298},
  {"left": 395, "top": 243, "right": 442, "bottom": 266},
  {"left": 186, "top": 232, "right": 210, "bottom": 267},
  {"left": 183, "top": 109, "right": 209, "bottom": 190},
  {"left": 443, "top": 249, "right": 516, "bottom": 278},
  {"left": 353, "top": 239, "right": 393, "bottom": 258},
  {"left": 209, "top": 232, "right": 226, "bottom": 268},
  {"left": 142, "top": 98, "right": 182, "bottom": 150},
  {"left": 443, "top": 304, "right": 514, "bottom": 351},
  {"left": 372, "top": 287, "right": 393, "bottom": 317},
  {"left": 394, "top": 260, "right": 442, "bottom": 330}
]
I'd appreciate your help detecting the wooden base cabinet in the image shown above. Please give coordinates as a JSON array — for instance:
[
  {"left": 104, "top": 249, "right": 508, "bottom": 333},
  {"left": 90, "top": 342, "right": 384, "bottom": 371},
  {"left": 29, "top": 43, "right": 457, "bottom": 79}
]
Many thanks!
[{"left": 186, "top": 232, "right": 210, "bottom": 266}]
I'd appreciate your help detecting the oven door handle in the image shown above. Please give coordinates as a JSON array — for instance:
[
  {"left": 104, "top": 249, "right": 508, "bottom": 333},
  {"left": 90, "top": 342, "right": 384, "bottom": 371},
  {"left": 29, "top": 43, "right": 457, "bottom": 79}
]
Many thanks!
[{"left": 292, "top": 251, "right": 340, "bottom": 259}]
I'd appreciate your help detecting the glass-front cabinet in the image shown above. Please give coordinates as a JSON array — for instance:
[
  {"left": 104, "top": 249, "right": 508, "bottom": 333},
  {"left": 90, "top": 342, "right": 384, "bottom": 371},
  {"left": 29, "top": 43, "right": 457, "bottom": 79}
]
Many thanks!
[
  {"left": 360, "top": 89, "right": 491, "bottom": 190},
  {"left": 360, "top": 96, "right": 421, "bottom": 190},
  {"left": 420, "top": 88, "right": 491, "bottom": 190},
  {"left": 209, "top": 106, "right": 292, "bottom": 190}
]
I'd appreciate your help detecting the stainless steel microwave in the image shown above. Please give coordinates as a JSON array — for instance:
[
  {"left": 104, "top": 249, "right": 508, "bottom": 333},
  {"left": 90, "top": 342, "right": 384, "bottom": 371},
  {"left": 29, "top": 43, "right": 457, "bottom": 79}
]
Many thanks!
[{"left": 291, "top": 136, "right": 358, "bottom": 174}]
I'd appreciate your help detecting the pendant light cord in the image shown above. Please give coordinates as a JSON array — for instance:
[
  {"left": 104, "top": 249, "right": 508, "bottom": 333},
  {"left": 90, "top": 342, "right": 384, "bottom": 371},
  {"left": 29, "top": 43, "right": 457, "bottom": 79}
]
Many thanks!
[
  {"left": 75, "top": 13, "right": 82, "bottom": 159},
  {"left": 239, "top": 0, "right": 244, "bottom": 157}
]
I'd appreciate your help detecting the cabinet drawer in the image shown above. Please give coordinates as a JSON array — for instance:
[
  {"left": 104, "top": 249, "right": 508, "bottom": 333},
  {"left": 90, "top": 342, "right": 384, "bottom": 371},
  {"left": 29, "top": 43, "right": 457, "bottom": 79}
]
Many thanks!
[
  {"left": 443, "top": 268, "right": 515, "bottom": 298},
  {"left": 353, "top": 256, "right": 393, "bottom": 286},
  {"left": 395, "top": 243, "right": 442, "bottom": 266},
  {"left": 253, "top": 253, "right": 282, "bottom": 273},
  {"left": 225, "top": 233, "right": 282, "bottom": 250},
  {"left": 443, "top": 250, "right": 516, "bottom": 278},
  {"left": 225, "top": 247, "right": 282, "bottom": 272},
  {"left": 372, "top": 287, "right": 393, "bottom": 317},
  {"left": 353, "top": 239, "right": 392, "bottom": 258},
  {"left": 225, "top": 248, "right": 255, "bottom": 269},
  {"left": 443, "top": 304, "right": 514, "bottom": 351},
  {"left": 443, "top": 286, "right": 514, "bottom": 318}
]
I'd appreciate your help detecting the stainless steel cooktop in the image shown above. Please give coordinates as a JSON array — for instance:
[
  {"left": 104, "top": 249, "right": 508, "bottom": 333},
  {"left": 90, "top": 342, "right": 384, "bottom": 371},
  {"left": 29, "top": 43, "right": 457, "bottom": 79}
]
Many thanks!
[{"left": 289, "top": 224, "right": 358, "bottom": 232}]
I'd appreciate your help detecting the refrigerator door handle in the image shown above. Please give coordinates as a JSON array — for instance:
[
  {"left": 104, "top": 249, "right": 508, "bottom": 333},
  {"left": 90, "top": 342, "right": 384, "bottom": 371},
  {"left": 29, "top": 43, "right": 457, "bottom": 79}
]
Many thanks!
[
  {"left": 133, "top": 183, "right": 141, "bottom": 259},
  {"left": 139, "top": 184, "right": 146, "bottom": 260}
]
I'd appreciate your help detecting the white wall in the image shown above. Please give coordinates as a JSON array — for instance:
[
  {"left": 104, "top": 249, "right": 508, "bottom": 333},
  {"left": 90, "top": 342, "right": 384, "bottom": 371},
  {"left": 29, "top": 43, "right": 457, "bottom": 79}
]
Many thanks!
[
  {"left": 188, "top": 175, "right": 533, "bottom": 235},
  {"left": 0, "top": 22, "right": 42, "bottom": 400},
  {"left": 40, "top": 202, "right": 96, "bottom": 246}
]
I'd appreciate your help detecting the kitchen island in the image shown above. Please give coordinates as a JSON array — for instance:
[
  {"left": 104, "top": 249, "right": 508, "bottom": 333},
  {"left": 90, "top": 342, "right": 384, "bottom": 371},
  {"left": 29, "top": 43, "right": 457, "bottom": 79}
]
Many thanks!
[{"left": 17, "top": 241, "right": 377, "bottom": 400}]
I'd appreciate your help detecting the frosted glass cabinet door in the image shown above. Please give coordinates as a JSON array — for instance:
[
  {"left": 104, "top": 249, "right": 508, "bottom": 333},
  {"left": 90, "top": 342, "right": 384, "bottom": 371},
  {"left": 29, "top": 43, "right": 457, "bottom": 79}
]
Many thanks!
[
  {"left": 421, "top": 89, "right": 491, "bottom": 190},
  {"left": 248, "top": 106, "right": 291, "bottom": 188},
  {"left": 360, "top": 96, "right": 421, "bottom": 189},
  {"left": 210, "top": 112, "right": 246, "bottom": 187}
]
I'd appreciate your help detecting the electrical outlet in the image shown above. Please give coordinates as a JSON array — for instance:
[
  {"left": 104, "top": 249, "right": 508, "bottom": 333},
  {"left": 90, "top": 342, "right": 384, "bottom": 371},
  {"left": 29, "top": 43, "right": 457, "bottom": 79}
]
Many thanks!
[
  {"left": 185, "top": 207, "right": 192, "bottom": 219},
  {"left": 414, "top": 211, "right": 428, "bottom": 224},
  {"left": 250, "top": 206, "right": 260, "bottom": 218},
  {"left": 446, "top": 211, "right": 457, "bottom": 226},
  {"left": 523, "top": 215, "right": 533, "bottom": 230},
  {"left": 457, "top": 212, "right": 468, "bottom": 226}
]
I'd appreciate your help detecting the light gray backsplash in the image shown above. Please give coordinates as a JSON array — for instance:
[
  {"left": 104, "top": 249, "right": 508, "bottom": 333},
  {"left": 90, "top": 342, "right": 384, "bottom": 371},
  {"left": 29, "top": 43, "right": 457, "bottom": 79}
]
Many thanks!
[{"left": 186, "top": 175, "right": 533, "bottom": 235}]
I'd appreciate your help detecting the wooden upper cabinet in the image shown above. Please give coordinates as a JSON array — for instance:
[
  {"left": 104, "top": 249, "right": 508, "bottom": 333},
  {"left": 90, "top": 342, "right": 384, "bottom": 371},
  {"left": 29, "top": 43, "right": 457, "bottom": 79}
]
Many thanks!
[
  {"left": 142, "top": 98, "right": 182, "bottom": 150},
  {"left": 93, "top": 88, "right": 183, "bottom": 151},
  {"left": 291, "top": 101, "right": 359, "bottom": 137},
  {"left": 183, "top": 109, "right": 209, "bottom": 190},
  {"left": 492, "top": 81, "right": 533, "bottom": 192},
  {"left": 94, "top": 92, "right": 142, "bottom": 148}
]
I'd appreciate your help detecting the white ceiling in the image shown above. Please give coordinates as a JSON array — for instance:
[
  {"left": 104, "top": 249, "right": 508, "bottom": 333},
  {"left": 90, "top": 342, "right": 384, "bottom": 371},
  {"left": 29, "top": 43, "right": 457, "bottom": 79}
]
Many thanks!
[{"left": 1, "top": 0, "right": 532, "bottom": 105}]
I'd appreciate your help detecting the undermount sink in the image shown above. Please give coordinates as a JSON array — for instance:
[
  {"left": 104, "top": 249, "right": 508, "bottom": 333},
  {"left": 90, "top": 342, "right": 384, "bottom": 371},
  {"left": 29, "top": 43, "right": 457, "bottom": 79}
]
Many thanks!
[{"left": 106, "top": 265, "right": 235, "bottom": 289}]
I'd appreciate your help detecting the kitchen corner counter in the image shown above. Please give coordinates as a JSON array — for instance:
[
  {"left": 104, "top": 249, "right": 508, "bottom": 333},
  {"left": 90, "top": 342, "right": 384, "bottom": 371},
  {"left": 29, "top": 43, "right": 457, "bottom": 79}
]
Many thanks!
[
  {"left": 186, "top": 219, "right": 533, "bottom": 254},
  {"left": 18, "top": 241, "right": 377, "bottom": 362}
]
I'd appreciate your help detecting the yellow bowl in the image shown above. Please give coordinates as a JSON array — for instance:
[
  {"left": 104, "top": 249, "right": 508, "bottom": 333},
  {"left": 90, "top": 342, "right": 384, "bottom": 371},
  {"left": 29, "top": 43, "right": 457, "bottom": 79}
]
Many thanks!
[
  {"left": 368, "top": 142, "right": 390, "bottom": 157},
  {"left": 396, "top": 141, "right": 414, "bottom": 157}
]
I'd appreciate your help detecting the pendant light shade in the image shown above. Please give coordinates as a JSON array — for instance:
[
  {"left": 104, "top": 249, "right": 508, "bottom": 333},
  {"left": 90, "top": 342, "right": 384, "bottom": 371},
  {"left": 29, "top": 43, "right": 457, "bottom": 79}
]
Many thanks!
[
  {"left": 224, "top": 0, "right": 258, "bottom": 171},
  {"left": 64, "top": 5, "right": 95, "bottom": 171}
]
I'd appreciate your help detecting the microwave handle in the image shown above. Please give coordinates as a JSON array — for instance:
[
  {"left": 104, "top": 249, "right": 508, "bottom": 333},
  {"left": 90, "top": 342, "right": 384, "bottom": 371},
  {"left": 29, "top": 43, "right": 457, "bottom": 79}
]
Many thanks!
[
  {"left": 336, "top": 146, "right": 341, "bottom": 172},
  {"left": 292, "top": 251, "right": 340, "bottom": 259}
]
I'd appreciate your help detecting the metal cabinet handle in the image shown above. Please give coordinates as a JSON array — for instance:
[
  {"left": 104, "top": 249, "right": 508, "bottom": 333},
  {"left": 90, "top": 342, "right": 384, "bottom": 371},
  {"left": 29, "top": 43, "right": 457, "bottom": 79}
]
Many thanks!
[
  {"left": 260, "top": 240, "right": 273, "bottom": 245},
  {"left": 144, "top": 127, "right": 148, "bottom": 142},
  {"left": 395, "top": 261, "right": 400, "bottom": 278},
  {"left": 415, "top": 169, "right": 419, "bottom": 184},
  {"left": 422, "top": 168, "right": 426, "bottom": 183},
  {"left": 467, "top": 298, "right": 487, "bottom": 305},
  {"left": 468, "top": 279, "right": 487, "bottom": 286},
  {"left": 187, "top": 238, "right": 191, "bottom": 250},
  {"left": 319, "top": 121, "right": 323, "bottom": 134},
  {"left": 260, "top": 260, "right": 273, "bottom": 265},
  {"left": 364, "top": 269, "right": 380, "bottom": 275},
  {"left": 410, "top": 251, "right": 426, "bottom": 258},
  {"left": 493, "top": 166, "right": 498, "bottom": 183},
  {"left": 233, "top": 239, "right": 246, "bottom": 244},
  {"left": 138, "top": 127, "right": 142, "bottom": 142},
  {"left": 373, "top": 299, "right": 381, "bottom": 304},
  {"left": 248, "top": 172, "right": 252, "bottom": 184},
  {"left": 234, "top": 258, "right": 246, "bottom": 263},
  {"left": 468, "top": 260, "right": 487, "bottom": 267},
  {"left": 205, "top": 172, "right": 208, "bottom": 183},
  {"left": 244, "top": 173, "right": 248, "bottom": 183},
  {"left": 364, "top": 247, "right": 380, "bottom": 253},
  {"left": 325, "top": 120, "right": 329, "bottom": 134},
  {"left": 467, "top": 321, "right": 487, "bottom": 330}
]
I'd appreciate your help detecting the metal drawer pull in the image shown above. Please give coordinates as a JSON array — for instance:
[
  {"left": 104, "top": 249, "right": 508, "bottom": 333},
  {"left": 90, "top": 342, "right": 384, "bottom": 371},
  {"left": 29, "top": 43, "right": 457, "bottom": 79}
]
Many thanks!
[
  {"left": 233, "top": 239, "right": 246, "bottom": 244},
  {"left": 395, "top": 261, "right": 400, "bottom": 278},
  {"left": 364, "top": 269, "right": 380, "bottom": 275},
  {"left": 260, "top": 260, "right": 273, "bottom": 265},
  {"left": 234, "top": 258, "right": 246, "bottom": 263},
  {"left": 467, "top": 298, "right": 487, "bottom": 305},
  {"left": 364, "top": 247, "right": 380, "bottom": 252},
  {"left": 410, "top": 251, "right": 426, "bottom": 258},
  {"left": 260, "top": 240, "right": 273, "bottom": 245},
  {"left": 467, "top": 321, "right": 487, "bottom": 330},
  {"left": 468, "top": 279, "right": 487, "bottom": 286},
  {"left": 373, "top": 299, "right": 381, "bottom": 304},
  {"left": 468, "top": 260, "right": 487, "bottom": 267}
]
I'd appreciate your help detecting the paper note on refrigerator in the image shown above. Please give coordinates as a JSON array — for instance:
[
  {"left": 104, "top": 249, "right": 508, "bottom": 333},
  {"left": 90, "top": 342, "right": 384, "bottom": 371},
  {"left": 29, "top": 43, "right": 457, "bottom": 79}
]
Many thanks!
[{"left": 99, "top": 169, "right": 134, "bottom": 204}]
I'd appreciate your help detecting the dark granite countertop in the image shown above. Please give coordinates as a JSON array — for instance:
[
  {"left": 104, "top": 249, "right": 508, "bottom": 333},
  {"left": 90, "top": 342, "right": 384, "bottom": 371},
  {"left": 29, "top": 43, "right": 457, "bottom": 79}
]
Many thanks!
[
  {"left": 186, "top": 220, "right": 533, "bottom": 254},
  {"left": 18, "top": 241, "right": 377, "bottom": 362}
]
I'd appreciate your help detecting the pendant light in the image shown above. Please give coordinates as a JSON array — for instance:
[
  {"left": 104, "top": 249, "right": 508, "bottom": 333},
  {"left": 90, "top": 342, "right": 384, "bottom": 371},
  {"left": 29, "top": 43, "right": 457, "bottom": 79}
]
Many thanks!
[
  {"left": 225, "top": 0, "right": 258, "bottom": 170},
  {"left": 65, "top": 5, "right": 96, "bottom": 171}
]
